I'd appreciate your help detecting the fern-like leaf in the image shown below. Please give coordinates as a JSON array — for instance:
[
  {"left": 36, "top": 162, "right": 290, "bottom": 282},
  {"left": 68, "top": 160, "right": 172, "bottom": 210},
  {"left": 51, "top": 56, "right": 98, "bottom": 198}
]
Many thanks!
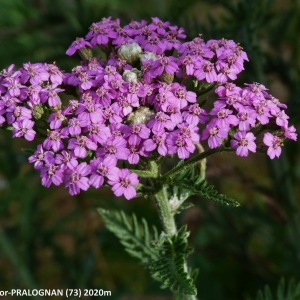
[
  {"left": 171, "top": 178, "right": 240, "bottom": 207},
  {"left": 147, "top": 226, "right": 197, "bottom": 296},
  {"left": 256, "top": 278, "right": 300, "bottom": 300},
  {"left": 98, "top": 208, "right": 159, "bottom": 264}
]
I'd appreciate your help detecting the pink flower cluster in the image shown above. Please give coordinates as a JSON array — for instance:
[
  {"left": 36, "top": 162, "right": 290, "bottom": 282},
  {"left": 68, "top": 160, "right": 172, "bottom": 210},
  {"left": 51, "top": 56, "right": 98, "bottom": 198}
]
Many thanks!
[{"left": 0, "top": 17, "right": 297, "bottom": 199}]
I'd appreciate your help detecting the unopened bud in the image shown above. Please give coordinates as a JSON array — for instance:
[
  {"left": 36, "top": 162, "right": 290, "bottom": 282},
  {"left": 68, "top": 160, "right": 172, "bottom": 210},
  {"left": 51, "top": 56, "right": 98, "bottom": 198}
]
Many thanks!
[
  {"left": 126, "top": 106, "right": 155, "bottom": 125},
  {"left": 139, "top": 51, "right": 158, "bottom": 62},
  {"left": 32, "top": 104, "right": 44, "bottom": 120},
  {"left": 78, "top": 47, "right": 93, "bottom": 60},
  {"left": 160, "top": 72, "right": 174, "bottom": 84},
  {"left": 123, "top": 68, "right": 142, "bottom": 82},
  {"left": 98, "top": 44, "right": 112, "bottom": 58},
  {"left": 118, "top": 42, "right": 142, "bottom": 65}
]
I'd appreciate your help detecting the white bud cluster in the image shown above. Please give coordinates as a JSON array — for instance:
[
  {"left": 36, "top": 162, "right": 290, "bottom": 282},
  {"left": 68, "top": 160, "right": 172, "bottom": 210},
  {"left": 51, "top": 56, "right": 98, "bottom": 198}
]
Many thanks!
[
  {"left": 122, "top": 68, "right": 142, "bottom": 82},
  {"left": 118, "top": 42, "right": 142, "bottom": 64},
  {"left": 139, "top": 51, "right": 158, "bottom": 62}
]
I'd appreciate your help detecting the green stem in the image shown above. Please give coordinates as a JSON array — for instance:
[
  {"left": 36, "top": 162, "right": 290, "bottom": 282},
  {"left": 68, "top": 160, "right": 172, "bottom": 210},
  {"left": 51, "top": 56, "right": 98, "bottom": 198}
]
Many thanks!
[
  {"left": 160, "top": 146, "right": 233, "bottom": 181},
  {"left": 154, "top": 185, "right": 177, "bottom": 236},
  {"left": 195, "top": 143, "right": 206, "bottom": 182},
  {"left": 154, "top": 183, "right": 198, "bottom": 300},
  {"left": 130, "top": 169, "right": 155, "bottom": 177}
]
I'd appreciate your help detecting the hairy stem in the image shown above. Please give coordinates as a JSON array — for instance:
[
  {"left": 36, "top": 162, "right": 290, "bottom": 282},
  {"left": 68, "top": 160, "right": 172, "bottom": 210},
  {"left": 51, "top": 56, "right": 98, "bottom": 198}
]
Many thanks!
[
  {"left": 154, "top": 184, "right": 177, "bottom": 236},
  {"left": 154, "top": 178, "right": 198, "bottom": 300},
  {"left": 195, "top": 143, "right": 206, "bottom": 182}
]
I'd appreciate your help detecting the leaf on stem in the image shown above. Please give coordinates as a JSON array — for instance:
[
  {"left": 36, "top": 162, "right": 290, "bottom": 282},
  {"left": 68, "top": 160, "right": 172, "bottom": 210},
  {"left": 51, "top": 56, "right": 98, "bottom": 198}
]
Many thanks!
[
  {"left": 147, "top": 225, "right": 197, "bottom": 296},
  {"left": 98, "top": 208, "right": 159, "bottom": 264},
  {"left": 171, "top": 177, "right": 240, "bottom": 207},
  {"left": 256, "top": 277, "right": 300, "bottom": 300}
]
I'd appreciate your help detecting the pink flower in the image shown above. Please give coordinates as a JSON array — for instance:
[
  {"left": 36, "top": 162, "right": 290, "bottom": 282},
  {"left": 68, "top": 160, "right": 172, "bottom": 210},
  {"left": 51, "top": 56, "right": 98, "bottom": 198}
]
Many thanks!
[
  {"left": 263, "top": 133, "right": 283, "bottom": 159},
  {"left": 66, "top": 37, "right": 92, "bottom": 56},
  {"left": 283, "top": 125, "right": 297, "bottom": 141},
  {"left": 108, "top": 169, "right": 139, "bottom": 200},
  {"left": 64, "top": 161, "right": 92, "bottom": 195},
  {"left": 89, "top": 156, "right": 119, "bottom": 189},
  {"left": 230, "top": 131, "right": 256, "bottom": 157},
  {"left": 12, "top": 119, "right": 36, "bottom": 141},
  {"left": 202, "top": 119, "right": 229, "bottom": 149},
  {"left": 68, "top": 136, "right": 97, "bottom": 158},
  {"left": 194, "top": 60, "right": 218, "bottom": 83}
]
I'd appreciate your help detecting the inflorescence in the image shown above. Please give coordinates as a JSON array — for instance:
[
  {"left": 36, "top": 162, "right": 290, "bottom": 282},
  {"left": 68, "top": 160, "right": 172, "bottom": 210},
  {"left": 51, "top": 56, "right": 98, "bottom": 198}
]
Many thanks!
[{"left": 0, "top": 17, "right": 297, "bottom": 199}]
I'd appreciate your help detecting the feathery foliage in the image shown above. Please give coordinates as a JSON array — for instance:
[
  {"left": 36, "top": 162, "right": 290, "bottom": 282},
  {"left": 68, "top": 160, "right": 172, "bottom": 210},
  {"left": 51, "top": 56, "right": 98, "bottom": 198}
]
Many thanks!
[
  {"left": 147, "top": 225, "right": 197, "bottom": 296},
  {"left": 98, "top": 208, "right": 159, "bottom": 264},
  {"left": 171, "top": 177, "right": 240, "bottom": 207},
  {"left": 256, "top": 278, "right": 300, "bottom": 300}
]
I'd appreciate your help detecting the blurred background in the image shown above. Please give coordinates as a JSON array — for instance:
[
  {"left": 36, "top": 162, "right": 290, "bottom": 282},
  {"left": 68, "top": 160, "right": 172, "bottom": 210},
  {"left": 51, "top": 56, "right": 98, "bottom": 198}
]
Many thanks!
[{"left": 0, "top": 0, "right": 299, "bottom": 299}]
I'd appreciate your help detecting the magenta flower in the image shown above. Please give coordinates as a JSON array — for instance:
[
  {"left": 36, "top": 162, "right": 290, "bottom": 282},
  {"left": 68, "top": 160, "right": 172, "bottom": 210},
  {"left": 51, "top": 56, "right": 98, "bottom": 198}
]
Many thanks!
[
  {"left": 194, "top": 60, "right": 218, "bottom": 83},
  {"left": 43, "top": 130, "right": 66, "bottom": 152},
  {"left": 86, "top": 23, "right": 118, "bottom": 46},
  {"left": 28, "top": 145, "right": 55, "bottom": 170},
  {"left": 150, "top": 56, "right": 178, "bottom": 77},
  {"left": 230, "top": 131, "right": 256, "bottom": 157},
  {"left": 40, "top": 85, "right": 64, "bottom": 108},
  {"left": 283, "top": 125, "right": 297, "bottom": 141},
  {"left": 12, "top": 119, "right": 36, "bottom": 141},
  {"left": 6, "top": 105, "right": 32, "bottom": 124},
  {"left": 202, "top": 120, "right": 229, "bottom": 149},
  {"left": 96, "top": 137, "right": 130, "bottom": 160},
  {"left": 147, "top": 112, "right": 175, "bottom": 133},
  {"left": 68, "top": 136, "right": 97, "bottom": 158},
  {"left": 210, "top": 108, "right": 239, "bottom": 129},
  {"left": 40, "top": 164, "right": 64, "bottom": 188},
  {"left": 66, "top": 37, "right": 92, "bottom": 56},
  {"left": 271, "top": 108, "right": 289, "bottom": 127},
  {"left": 76, "top": 102, "right": 103, "bottom": 124},
  {"left": 45, "top": 64, "right": 64, "bottom": 86},
  {"left": 21, "top": 62, "right": 49, "bottom": 85},
  {"left": 166, "top": 132, "right": 196, "bottom": 159},
  {"left": 179, "top": 54, "right": 198, "bottom": 76},
  {"left": 236, "top": 107, "right": 256, "bottom": 131},
  {"left": 96, "top": 86, "right": 116, "bottom": 106},
  {"left": 108, "top": 169, "right": 139, "bottom": 200},
  {"left": 253, "top": 104, "right": 271, "bottom": 125},
  {"left": 101, "top": 104, "right": 122, "bottom": 124},
  {"left": 2, "top": 78, "right": 26, "bottom": 97},
  {"left": 48, "top": 110, "right": 67, "bottom": 130},
  {"left": 1, "top": 16, "right": 297, "bottom": 199},
  {"left": 89, "top": 156, "right": 119, "bottom": 189},
  {"left": 172, "top": 83, "right": 196, "bottom": 109},
  {"left": 143, "top": 34, "right": 166, "bottom": 55},
  {"left": 263, "top": 133, "right": 283, "bottom": 159},
  {"left": 127, "top": 141, "right": 143, "bottom": 164},
  {"left": 64, "top": 161, "right": 92, "bottom": 195},
  {"left": 61, "top": 117, "right": 90, "bottom": 136},
  {"left": 143, "top": 131, "right": 168, "bottom": 156},
  {"left": 122, "top": 124, "right": 151, "bottom": 145},
  {"left": 87, "top": 123, "right": 111, "bottom": 144},
  {"left": 182, "top": 104, "right": 209, "bottom": 125},
  {"left": 55, "top": 150, "right": 77, "bottom": 170}
]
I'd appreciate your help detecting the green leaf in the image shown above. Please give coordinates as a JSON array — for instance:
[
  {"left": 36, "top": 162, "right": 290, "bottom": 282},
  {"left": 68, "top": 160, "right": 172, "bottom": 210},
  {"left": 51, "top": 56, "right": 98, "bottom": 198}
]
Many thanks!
[
  {"left": 256, "top": 278, "right": 300, "bottom": 300},
  {"left": 98, "top": 208, "right": 159, "bottom": 264},
  {"left": 167, "top": 158, "right": 205, "bottom": 214},
  {"left": 147, "top": 226, "right": 197, "bottom": 296},
  {"left": 171, "top": 178, "right": 240, "bottom": 207},
  {"left": 21, "top": 148, "right": 36, "bottom": 156}
]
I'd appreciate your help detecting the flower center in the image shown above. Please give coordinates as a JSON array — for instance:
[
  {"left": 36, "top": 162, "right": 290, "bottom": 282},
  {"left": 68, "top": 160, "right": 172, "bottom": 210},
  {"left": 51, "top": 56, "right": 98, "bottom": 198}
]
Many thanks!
[
  {"left": 120, "top": 178, "right": 131, "bottom": 188},
  {"left": 97, "top": 163, "right": 108, "bottom": 176},
  {"left": 71, "top": 171, "right": 81, "bottom": 183},
  {"left": 209, "top": 126, "right": 218, "bottom": 136},
  {"left": 49, "top": 131, "right": 60, "bottom": 140}
]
